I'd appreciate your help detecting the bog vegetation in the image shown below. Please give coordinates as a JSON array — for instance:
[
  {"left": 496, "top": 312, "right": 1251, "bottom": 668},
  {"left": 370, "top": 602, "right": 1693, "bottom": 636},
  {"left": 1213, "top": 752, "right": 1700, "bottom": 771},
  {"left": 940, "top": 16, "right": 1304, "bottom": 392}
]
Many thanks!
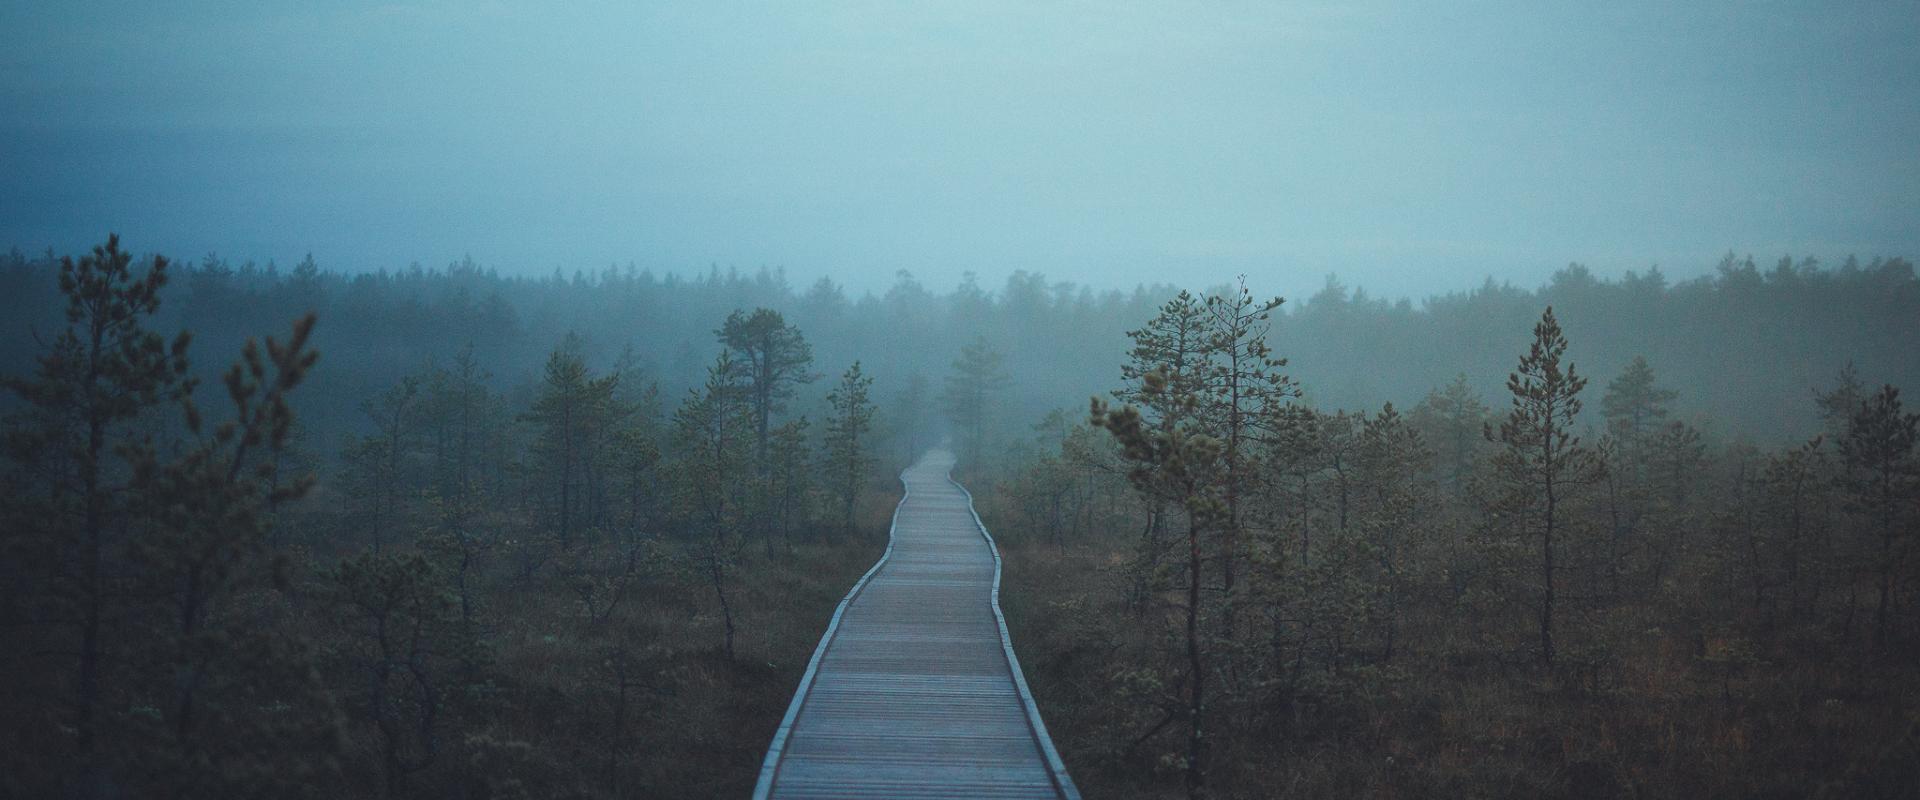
[
  {"left": 988, "top": 290, "right": 1920, "bottom": 798},
  {"left": 1, "top": 237, "right": 1916, "bottom": 797}
]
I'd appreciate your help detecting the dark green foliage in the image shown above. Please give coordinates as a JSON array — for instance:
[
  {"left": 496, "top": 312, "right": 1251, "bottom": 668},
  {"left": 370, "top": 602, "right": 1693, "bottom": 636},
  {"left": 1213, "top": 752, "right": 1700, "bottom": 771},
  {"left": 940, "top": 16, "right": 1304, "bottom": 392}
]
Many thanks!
[
  {"left": 1091, "top": 382, "right": 1224, "bottom": 800},
  {"left": 1198, "top": 280, "right": 1295, "bottom": 636},
  {"left": 1088, "top": 280, "right": 1299, "bottom": 799},
  {"left": 1115, "top": 290, "right": 1210, "bottom": 427},
  {"left": 1, "top": 238, "right": 905, "bottom": 798},
  {"left": 716, "top": 307, "right": 816, "bottom": 464},
  {"left": 524, "top": 333, "right": 626, "bottom": 551},
  {"left": 672, "top": 353, "right": 755, "bottom": 658},
  {"left": 1486, "top": 306, "right": 1598, "bottom": 665},
  {"left": 989, "top": 286, "right": 1920, "bottom": 799},
  {"left": 325, "top": 552, "right": 457, "bottom": 796},
  {"left": 1, "top": 236, "right": 340, "bottom": 797},
  {"left": 121, "top": 312, "right": 336, "bottom": 798},
  {"left": 342, "top": 375, "right": 418, "bottom": 553},
  {"left": 1, "top": 236, "right": 193, "bottom": 775},
  {"left": 6, "top": 237, "right": 1919, "bottom": 798}
]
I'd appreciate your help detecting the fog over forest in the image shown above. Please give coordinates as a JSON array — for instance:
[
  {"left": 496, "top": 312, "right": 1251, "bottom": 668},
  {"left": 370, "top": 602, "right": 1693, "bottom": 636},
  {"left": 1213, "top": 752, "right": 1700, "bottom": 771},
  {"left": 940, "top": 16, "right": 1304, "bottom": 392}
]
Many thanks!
[
  {"left": 3, "top": 3, "right": 1918, "bottom": 799},
  {"left": 2, "top": 248, "right": 1916, "bottom": 449}
]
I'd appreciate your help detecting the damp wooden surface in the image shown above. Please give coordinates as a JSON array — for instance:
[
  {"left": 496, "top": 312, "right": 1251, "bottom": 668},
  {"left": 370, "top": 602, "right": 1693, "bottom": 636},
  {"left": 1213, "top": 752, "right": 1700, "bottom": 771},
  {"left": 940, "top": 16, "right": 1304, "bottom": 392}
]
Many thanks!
[{"left": 754, "top": 449, "right": 1080, "bottom": 800}]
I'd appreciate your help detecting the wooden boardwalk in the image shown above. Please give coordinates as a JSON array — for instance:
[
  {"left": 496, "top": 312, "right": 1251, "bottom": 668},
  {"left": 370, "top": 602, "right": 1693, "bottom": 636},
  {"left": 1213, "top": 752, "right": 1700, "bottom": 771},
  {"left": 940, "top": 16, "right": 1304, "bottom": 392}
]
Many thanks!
[{"left": 754, "top": 449, "right": 1081, "bottom": 799}]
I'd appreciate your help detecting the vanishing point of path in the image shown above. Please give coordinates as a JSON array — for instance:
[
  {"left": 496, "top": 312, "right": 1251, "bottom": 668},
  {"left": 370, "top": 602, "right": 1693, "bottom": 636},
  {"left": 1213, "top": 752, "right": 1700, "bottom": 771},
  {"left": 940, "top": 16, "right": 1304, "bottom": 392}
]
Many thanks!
[{"left": 754, "top": 449, "right": 1081, "bottom": 799}]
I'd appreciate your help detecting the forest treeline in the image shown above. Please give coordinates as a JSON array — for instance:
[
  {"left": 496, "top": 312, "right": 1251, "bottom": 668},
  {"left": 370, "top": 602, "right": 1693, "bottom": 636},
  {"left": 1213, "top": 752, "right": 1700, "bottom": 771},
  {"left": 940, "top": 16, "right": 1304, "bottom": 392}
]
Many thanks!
[
  {"left": 0, "top": 236, "right": 1003, "bottom": 796},
  {"left": 978, "top": 283, "right": 1919, "bottom": 797},
  {"left": 1, "top": 235, "right": 1916, "bottom": 797},
  {"left": 3, "top": 246, "right": 1916, "bottom": 449}
]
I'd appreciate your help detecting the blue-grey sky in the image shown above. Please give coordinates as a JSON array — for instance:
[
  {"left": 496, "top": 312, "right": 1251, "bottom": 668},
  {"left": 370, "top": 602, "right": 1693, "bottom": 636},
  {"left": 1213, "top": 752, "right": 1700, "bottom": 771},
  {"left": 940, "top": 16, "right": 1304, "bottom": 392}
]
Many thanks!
[{"left": 4, "top": 1, "right": 1917, "bottom": 300}]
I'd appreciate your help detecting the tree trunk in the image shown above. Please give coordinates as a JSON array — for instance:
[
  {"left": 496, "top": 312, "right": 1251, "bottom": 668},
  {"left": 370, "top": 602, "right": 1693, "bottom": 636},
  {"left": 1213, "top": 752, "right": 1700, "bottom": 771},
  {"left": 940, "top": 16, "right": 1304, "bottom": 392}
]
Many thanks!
[
  {"left": 1542, "top": 463, "right": 1557, "bottom": 666},
  {"left": 1184, "top": 515, "right": 1208, "bottom": 799}
]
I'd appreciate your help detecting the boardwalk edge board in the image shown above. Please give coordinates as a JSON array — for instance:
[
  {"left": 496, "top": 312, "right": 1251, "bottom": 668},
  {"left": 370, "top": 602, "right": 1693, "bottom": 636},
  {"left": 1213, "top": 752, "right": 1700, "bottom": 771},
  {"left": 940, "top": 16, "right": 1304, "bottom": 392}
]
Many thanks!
[
  {"left": 951, "top": 469, "right": 1085, "bottom": 800},
  {"left": 750, "top": 472, "right": 912, "bottom": 799}
]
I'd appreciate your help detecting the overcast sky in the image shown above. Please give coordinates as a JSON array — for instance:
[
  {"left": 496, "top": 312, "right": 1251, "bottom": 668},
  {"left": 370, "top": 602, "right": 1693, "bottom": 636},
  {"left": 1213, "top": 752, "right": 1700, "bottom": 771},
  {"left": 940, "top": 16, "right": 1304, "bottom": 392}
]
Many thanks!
[{"left": 4, "top": 1, "right": 1917, "bottom": 301}]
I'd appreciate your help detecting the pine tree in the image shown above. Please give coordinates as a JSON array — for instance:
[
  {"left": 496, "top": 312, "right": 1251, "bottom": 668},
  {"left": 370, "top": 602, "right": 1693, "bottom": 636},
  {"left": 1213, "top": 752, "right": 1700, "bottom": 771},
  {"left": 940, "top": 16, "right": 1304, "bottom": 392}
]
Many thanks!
[
  {"left": 523, "top": 334, "right": 621, "bottom": 550},
  {"left": 1837, "top": 385, "right": 1918, "bottom": 653},
  {"left": 1092, "top": 378, "right": 1224, "bottom": 800},
  {"left": 126, "top": 313, "right": 340, "bottom": 798},
  {"left": 1601, "top": 355, "right": 1677, "bottom": 448},
  {"left": 823, "top": 362, "right": 877, "bottom": 539},
  {"left": 767, "top": 418, "right": 814, "bottom": 552},
  {"left": 716, "top": 308, "right": 815, "bottom": 464},
  {"left": 1111, "top": 291, "right": 1212, "bottom": 598},
  {"left": 348, "top": 375, "right": 418, "bottom": 553},
  {"left": 1747, "top": 437, "right": 1832, "bottom": 623},
  {"left": 1354, "top": 402, "right": 1434, "bottom": 660},
  {"left": 1815, "top": 362, "right": 1867, "bottom": 443},
  {"left": 1411, "top": 374, "right": 1492, "bottom": 497},
  {"left": 1058, "top": 411, "right": 1120, "bottom": 540},
  {"left": 0, "top": 234, "right": 193, "bottom": 771},
  {"left": 611, "top": 387, "right": 665, "bottom": 561},
  {"left": 1116, "top": 290, "right": 1210, "bottom": 429},
  {"left": 672, "top": 353, "right": 753, "bottom": 658},
  {"left": 941, "top": 337, "right": 1009, "bottom": 468},
  {"left": 326, "top": 552, "right": 458, "bottom": 798},
  {"left": 1487, "top": 306, "right": 1597, "bottom": 665},
  {"left": 423, "top": 344, "right": 493, "bottom": 503},
  {"left": 1644, "top": 420, "right": 1707, "bottom": 587},
  {"left": 1198, "top": 279, "right": 1293, "bottom": 635},
  {"left": 1008, "top": 412, "right": 1079, "bottom": 546},
  {"left": 4, "top": 236, "right": 339, "bottom": 795}
]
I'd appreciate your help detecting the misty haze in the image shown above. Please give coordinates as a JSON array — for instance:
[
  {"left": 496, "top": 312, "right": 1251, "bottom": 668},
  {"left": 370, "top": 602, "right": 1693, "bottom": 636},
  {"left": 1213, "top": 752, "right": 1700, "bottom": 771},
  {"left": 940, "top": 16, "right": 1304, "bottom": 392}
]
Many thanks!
[{"left": 2, "top": 3, "right": 1917, "bottom": 798}]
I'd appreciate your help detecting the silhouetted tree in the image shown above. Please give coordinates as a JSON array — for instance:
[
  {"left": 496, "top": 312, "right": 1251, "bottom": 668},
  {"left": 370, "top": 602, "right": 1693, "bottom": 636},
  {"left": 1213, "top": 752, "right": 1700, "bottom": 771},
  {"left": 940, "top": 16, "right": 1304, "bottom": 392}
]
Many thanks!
[
  {"left": 823, "top": 362, "right": 877, "bottom": 538},
  {"left": 0, "top": 235, "right": 192, "bottom": 776},
  {"left": 327, "top": 552, "right": 455, "bottom": 798},
  {"left": 1487, "top": 306, "right": 1597, "bottom": 665},
  {"left": 1198, "top": 280, "right": 1294, "bottom": 633},
  {"left": 345, "top": 375, "right": 418, "bottom": 553},
  {"left": 767, "top": 418, "right": 813, "bottom": 552},
  {"left": 1602, "top": 355, "right": 1677, "bottom": 448},
  {"left": 524, "top": 334, "right": 621, "bottom": 550},
  {"left": 1838, "top": 385, "right": 1918, "bottom": 653},
  {"left": 672, "top": 354, "right": 751, "bottom": 658},
  {"left": 1411, "top": 374, "right": 1492, "bottom": 497},
  {"left": 1093, "top": 376, "right": 1224, "bottom": 800},
  {"left": 942, "top": 337, "right": 1009, "bottom": 468},
  {"left": 716, "top": 308, "right": 815, "bottom": 464}
]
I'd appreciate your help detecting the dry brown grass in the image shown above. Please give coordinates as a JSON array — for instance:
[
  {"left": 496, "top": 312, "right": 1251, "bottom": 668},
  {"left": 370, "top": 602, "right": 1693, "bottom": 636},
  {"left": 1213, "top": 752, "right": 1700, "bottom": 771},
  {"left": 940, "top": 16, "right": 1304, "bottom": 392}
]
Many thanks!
[
  {"left": 997, "top": 538, "right": 1920, "bottom": 800},
  {"left": 295, "top": 490, "right": 897, "bottom": 798}
]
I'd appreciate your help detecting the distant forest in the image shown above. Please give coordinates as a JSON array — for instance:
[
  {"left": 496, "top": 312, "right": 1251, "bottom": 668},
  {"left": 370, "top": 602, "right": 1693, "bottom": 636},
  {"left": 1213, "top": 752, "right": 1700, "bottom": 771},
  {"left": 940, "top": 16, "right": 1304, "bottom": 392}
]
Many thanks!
[{"left": 3, "top": 247, "right": 1915, "bottom": 450}]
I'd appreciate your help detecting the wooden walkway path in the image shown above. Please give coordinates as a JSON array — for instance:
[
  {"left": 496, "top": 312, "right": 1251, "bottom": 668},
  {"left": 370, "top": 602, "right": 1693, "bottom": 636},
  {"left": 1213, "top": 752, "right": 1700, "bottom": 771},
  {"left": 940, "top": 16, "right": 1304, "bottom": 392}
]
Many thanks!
[{"left": 754, "top": 449, "right": 1081, "bottom": 799}]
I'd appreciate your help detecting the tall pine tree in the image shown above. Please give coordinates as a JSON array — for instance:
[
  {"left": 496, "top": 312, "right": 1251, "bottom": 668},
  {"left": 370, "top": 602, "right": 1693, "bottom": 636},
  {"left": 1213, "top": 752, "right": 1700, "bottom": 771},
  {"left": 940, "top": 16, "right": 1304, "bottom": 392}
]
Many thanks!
[
  {"left": 823, "top": 362, "right": 877, "bottom": 539},
  {"left": 942, "top": 337, "right": 1009, "bottom": 468},
  {"left": 1487, "top": 306, "right": 1597, "bottom": 665}
]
